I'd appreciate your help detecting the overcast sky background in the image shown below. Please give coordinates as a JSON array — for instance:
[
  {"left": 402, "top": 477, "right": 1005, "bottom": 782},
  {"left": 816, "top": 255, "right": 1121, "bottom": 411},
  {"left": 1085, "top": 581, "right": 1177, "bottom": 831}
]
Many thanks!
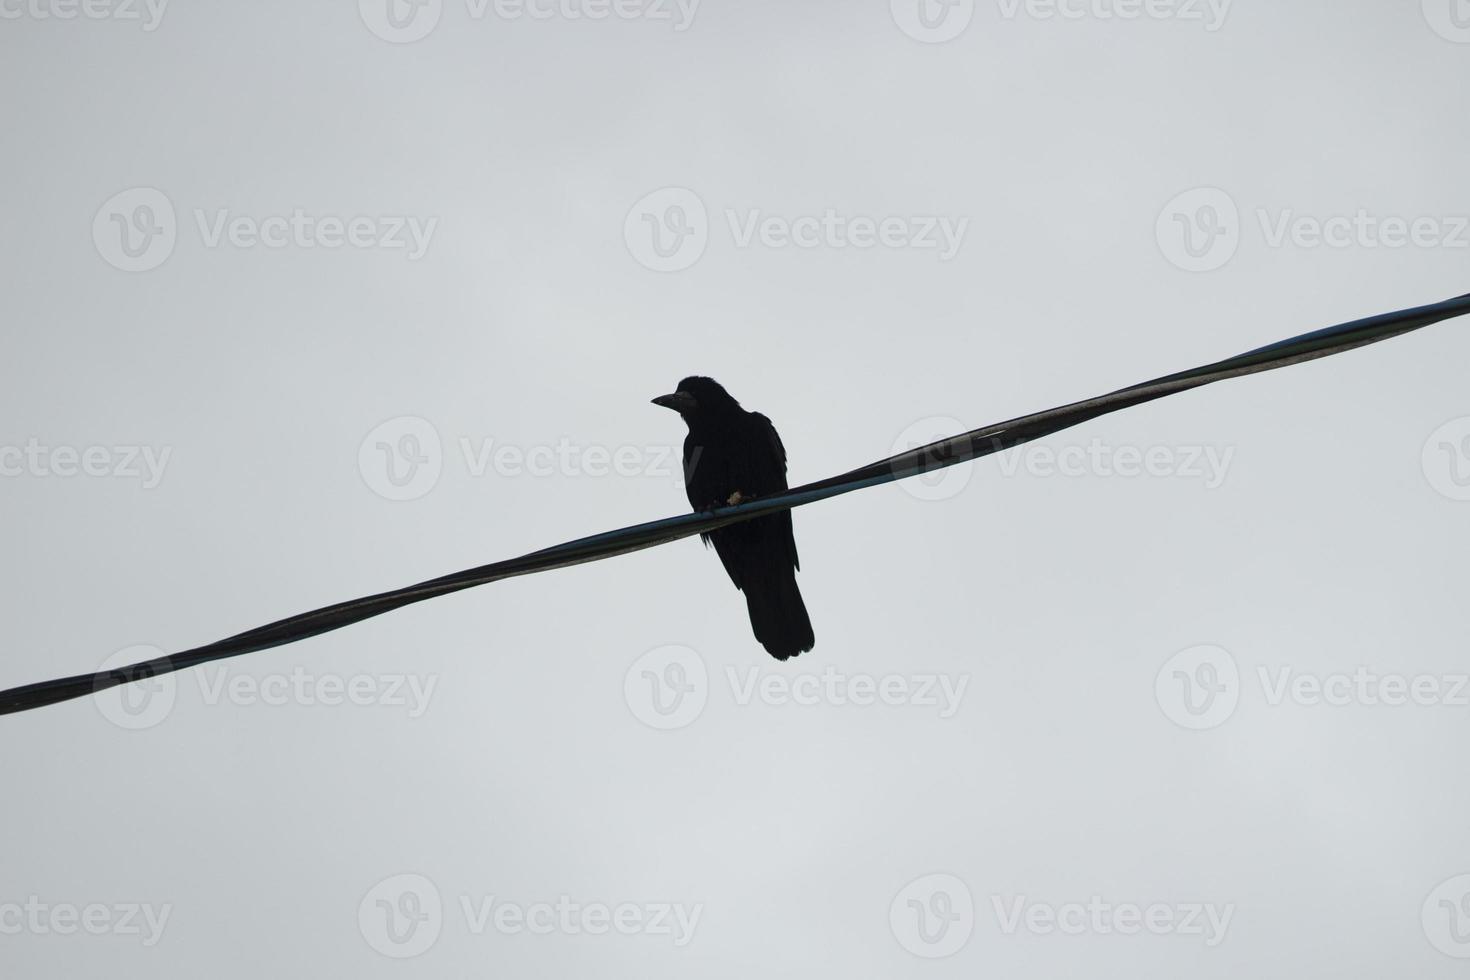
[{"left": 3, "top": 1, "right": 1470, "bottom": 976}]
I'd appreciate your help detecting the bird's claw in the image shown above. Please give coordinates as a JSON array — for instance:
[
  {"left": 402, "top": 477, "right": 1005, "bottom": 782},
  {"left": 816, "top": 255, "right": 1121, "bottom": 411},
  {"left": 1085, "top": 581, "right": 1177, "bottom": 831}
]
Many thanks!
[{"left": 698, "top": 491, "right": 752, "bottom": 514}]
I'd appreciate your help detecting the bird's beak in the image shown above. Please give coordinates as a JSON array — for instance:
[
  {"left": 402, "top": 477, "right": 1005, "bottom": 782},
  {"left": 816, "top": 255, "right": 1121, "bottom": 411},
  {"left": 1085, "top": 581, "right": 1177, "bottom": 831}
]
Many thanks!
[{"left": 651, "top": 391, "right": 698, "bottom": 413}]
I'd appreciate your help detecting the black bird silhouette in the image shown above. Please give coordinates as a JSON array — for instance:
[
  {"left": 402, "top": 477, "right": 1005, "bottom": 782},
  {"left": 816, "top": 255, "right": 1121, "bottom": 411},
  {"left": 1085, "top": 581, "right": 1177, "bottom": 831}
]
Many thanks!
[{"left": 652, "top": 377, "right": 815, "bottom": 660}]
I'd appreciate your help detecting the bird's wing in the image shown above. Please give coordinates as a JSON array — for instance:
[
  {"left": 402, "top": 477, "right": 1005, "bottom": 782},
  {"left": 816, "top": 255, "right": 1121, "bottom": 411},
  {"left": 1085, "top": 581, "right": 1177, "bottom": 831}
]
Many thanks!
[
  {"left": 748, "top": 412, "right": 799, "bottom": 571},
  {"left": 749, "top": 412, "right": 789, "bottom": 483}
]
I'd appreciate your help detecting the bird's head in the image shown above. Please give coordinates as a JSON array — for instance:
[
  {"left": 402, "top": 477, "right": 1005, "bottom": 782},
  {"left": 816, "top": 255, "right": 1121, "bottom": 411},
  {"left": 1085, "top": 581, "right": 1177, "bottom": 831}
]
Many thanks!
[{"left": 651, "top": 376, "right": 742, "bottom": 420}]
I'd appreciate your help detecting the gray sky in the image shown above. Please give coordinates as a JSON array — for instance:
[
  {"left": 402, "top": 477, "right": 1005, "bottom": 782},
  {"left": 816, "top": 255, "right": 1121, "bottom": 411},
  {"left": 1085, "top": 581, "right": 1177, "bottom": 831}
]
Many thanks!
[{"left": 3, "top": 1, "right": 1470, "bottom": 977}]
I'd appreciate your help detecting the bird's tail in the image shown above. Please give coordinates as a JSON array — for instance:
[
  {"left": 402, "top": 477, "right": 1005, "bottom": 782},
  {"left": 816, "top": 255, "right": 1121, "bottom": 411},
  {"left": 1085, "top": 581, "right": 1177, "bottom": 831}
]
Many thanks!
[{"left": 745, "top": 571, "right": 815, "bottom": 661}]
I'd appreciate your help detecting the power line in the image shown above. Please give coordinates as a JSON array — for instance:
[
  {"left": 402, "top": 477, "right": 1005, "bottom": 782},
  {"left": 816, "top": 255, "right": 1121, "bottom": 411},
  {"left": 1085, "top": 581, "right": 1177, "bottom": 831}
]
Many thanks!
[{"left": 3, "top": 291, "right": 1467, "bottom": 717}]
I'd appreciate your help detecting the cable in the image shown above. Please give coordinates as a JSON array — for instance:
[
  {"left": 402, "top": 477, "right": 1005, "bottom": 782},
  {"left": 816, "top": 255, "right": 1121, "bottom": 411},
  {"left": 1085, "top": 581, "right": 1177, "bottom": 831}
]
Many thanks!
[{"left": 3, "top": 291, "right": 1467, "bottom": 717}]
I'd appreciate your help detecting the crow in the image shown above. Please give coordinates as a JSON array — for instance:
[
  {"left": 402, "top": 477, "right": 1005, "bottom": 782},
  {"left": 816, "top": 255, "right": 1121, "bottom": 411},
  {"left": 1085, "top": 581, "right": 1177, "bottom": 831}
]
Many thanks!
[{"left": 652, "top": 377, "right": 815, "bottom": 660}]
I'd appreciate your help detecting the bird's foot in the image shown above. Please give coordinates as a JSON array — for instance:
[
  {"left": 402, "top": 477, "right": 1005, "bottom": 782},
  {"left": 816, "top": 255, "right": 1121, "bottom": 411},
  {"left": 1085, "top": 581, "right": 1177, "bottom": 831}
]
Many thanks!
[{"left": 698, "top": 491, "right": 753, "bottom": 514}]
